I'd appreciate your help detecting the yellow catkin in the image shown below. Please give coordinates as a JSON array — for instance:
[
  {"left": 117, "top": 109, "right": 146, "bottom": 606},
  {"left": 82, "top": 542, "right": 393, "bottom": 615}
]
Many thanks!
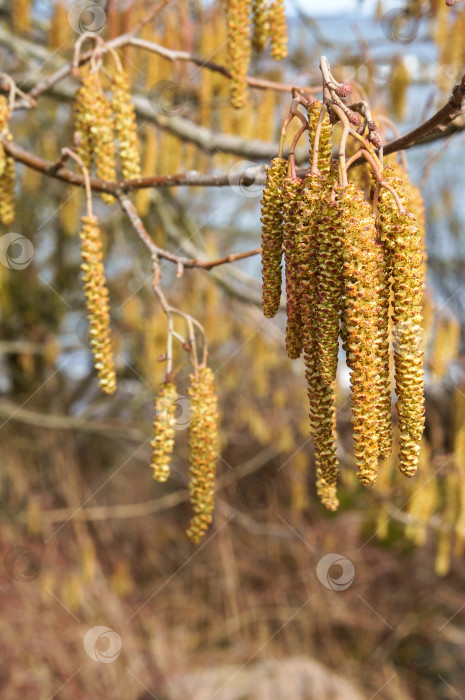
[
  {"left": 187, "top": 366, "right": 219, "bottom": 544},
  {"left": 340, "top": 185, "right": 383, "bottom": 485},
  {"left": 111, "top": 69, "right": 141, "bottom": 181},
  {"left": 307, "top": 100, "right": 332, "bottom": 178},
  {"left": 316, "top": 467, "right": 339, "bottom": 511},
  {"left": 12, "top": 0, "right": 30, "bottom": 34},
  {"left": 282, "top": 176, "right": 304, "bottom": 359},
  {"left": 48, "top": 1, "right": 70, "bottom": 49},
  {"left": 388, "top": 57, "right": 410, "bottom": 122},
  {"left": 377, "top": 165, "right": 425, "bottom": 478},
  {"left": 252, "top": 0, "right": 269, "bottom": 52},
  {"left": 300, "top": 174, "right": 339, "bottom": 488},
  {"left": 374, "top": 244, "right": 393, "bottom": 460},
  {"left": 74, "top": 72, "right": 116, "bottom": 204},
  {"left": 0, "top": 95, "right": 15, "bottom": 225},
  {"left": 268, "top": 0, "right": 287, "bottom": 61},
  {"left": 150, "top": 382, "right": 178, "bottom": 482},
  {"left": 405, "top": 439, "right": 436, "bottom": 545},
  {"left": 256, "top": 89, "right": 276, "bottom": 143},
  {"left": 0, "top": 156, "right": 16, "bottom": 225},
  {"left": 260, "top": 157, "right": 287, "bottom": 317},
  {"left": 227, "top": 0, "right": 252, "bottom": 108},
  {"left": 79, "top": 215, "right": 117, "bottom": 394}
]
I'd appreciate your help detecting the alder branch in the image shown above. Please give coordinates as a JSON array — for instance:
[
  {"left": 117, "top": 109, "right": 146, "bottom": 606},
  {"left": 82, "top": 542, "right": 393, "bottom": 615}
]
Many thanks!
[
  {"left": 118, "top": 191, "right": 260, "bottom": 269},
  {"left": 383, "top": 74, "right": 465, "bottom": 155}
]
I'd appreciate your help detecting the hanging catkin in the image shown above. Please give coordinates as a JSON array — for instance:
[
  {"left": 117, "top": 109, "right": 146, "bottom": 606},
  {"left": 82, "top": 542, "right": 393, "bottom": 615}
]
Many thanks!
[
  {"left": 79, "top": 215, "right": 117, "bottom": 394},
  {"left": 268, "top": 0, "right": 287, "bottom": 60},
  {"left": 227, "top": 0, "right": 252, "bottom": 109},
  {"left": 374, "top": 243, "right": 393, "bottom": 460},
  {"left": 260, "top": 157, "right": 287, "bottom": 317},
  {"left": 340, "top": 185, "right": 382, "bottom": 485},
  {"left": 377, "top": 165, "right": 425, "bottom": 477},
  {"left": 74, "top": 72, "right": 116, "bottom": 204},
  {"left": 299, "top": 174, "right": 339, "bottom": 487},
  {"left": 111, "top": 68, "right": 141, "bottom": 180},
  {"left": 151, "top": 382, "right": 178, "bottom": 482},
  {"left": 282, "top": 176, "right": 304, "bottom": 359},
  {"left": 252, "top": 0, "right": 269, "bottom": 52},
  {"left": 187, "top": 366, "right": 219, "bottom": 544},
  {"left": 307, "top": 100, "right": 332, "bottom": 179},
  {"left": 0, "top": 96, "right": 15, "bottom": 225}
]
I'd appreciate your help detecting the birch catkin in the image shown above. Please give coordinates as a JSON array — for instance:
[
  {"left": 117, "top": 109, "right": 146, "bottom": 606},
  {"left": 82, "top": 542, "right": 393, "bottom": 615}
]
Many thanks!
[{"left": 282, "top": 176, "right": 304, "bottom": 360}]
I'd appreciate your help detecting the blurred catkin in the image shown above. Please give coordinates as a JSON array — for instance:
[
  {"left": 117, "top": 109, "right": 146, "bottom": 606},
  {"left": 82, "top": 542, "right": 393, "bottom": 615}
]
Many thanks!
[
  {"left": 79, "top": 215, "right": 117, "bottom": 395},
  {"left": 0, "top": 96, "right": 15, "bottom": 225},
  {"left": 111, "top": 69, "right": 141, "bottom": 180},
  {"left": 48, "top": 1, "right": 70, "bottom": 49},
  {"left": 151, "top": 382, "right": 178, "bottom": 482},
  {"left": 227, "top": 0, "right": 252, "bottom": 108},
  {"left": 268, "top": 0, "right": 287, "bottom": 60},
  {"left": 12, "top": 0, "right": 30, "bottom": 34},
  {"left": 260, "top": 157, "right": 287, "bottom": 318},
  {"left": 187, "top": 366, "right": 219, "bottom": 544},
  {"left": 252, "top": 0, "right": 269, "bottom": 52}
]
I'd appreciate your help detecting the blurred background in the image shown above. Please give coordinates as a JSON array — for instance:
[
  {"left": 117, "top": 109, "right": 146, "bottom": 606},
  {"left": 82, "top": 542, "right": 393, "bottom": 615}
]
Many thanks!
[{"left": 1, "top": 0, "right": 465, "bottom": 698}]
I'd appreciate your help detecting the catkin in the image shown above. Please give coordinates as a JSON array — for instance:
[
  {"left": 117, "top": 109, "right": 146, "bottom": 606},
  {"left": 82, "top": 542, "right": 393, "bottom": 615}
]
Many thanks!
[
  {"left": 378, "top": 165, "right": 425, "bottom": 477},
  {"left": 314, "top": 195, "right": 344, "bottom": 384},
  {"left": 260, "top": 157, "right": 287, "bottom": 317},
  {"left": 79, "top": 215, "right": 117, "bottom": 395},
  {"left": 282, "top": 177, "right": 304, "bottom": 359},
  {"left": 340, "top": 185, "right": 382, "bottom": 485},
  {"left": 187, "top": 366, "right": 219, "bottom": 544},
  {"left": 308, "top": 100, "right": 332, "bottom": 178},
  {"left": 12, "top": 0, "right": 30, "bottom": 34},
  {"left": 252, "top": 0, "right": 269, "bottom": 52},
  {"left": 151, "top": 382, "right": 178, "bottom": 482},
  {"left": 111, "top": 69, "right": 141, "bottom": 180},
  {"left": 300, "top": 175, "right": 339, "bottom": 487},
  {"left": 227, "top": 0, "right": 252, "bottom": 109},
  {"left": 74, "top": 72, "right": 116, "bottom": 204},
  {"left": 268, "top": 0, "right": 287, "bottom": 61},
  {"left": 0, "top": 95, "right": 15, "bottom": 224}
]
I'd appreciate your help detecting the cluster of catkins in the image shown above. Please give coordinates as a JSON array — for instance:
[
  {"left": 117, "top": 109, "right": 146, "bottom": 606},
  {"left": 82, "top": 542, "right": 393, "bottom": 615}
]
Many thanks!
[
  {"left": 74, "top": 66, "right": 141, "bottom": 203},
  {"left": 227, "top": 0, "right": 287, "bottom": 108},
  {"left": 260, "top": 100, "right": 425, "bottom": 510},
  {"left": 151, "top": 366, "right": 219, "bottom": 543},
  {"left": 0, "top": 96, "right": 16, "bottom": 225}
]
